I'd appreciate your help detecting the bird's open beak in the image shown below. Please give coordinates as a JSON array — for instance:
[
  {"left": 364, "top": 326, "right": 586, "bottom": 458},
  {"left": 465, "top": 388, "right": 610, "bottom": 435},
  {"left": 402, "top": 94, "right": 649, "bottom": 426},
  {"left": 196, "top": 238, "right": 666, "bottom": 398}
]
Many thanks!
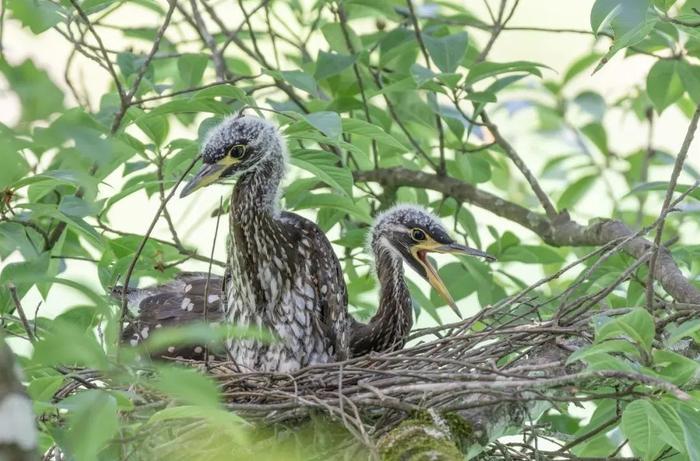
[
  {"left": 180, "top": 163, "right": 228, "bottom": 198},
  {"left": 411, "top": 242, "right": 495, "bottom": 319}
]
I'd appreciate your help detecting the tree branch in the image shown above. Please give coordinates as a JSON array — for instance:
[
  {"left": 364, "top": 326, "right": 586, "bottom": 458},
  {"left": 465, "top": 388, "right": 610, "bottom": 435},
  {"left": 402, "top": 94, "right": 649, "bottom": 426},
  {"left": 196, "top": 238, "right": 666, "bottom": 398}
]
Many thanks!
[
  {"left": 646, "top": 104, "right": 700, "bottom": 308},
  {"left": 354, "top": 167, "right": 700, "bottom": 305}
]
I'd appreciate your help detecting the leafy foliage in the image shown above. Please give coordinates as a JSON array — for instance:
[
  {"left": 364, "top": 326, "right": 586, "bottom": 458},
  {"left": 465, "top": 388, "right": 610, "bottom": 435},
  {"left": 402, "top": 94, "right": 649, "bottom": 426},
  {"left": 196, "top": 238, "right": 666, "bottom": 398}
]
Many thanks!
[{"left": 1, "top": 0, "right": 700, "bottom": 460}]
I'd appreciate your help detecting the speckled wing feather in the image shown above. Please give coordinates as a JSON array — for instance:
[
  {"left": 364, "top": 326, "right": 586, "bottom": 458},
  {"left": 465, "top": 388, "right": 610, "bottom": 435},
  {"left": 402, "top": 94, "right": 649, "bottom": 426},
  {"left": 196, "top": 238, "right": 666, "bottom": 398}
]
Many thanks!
[
  {"left": 113, "top": 272, "right": 227, "bottom": 360},
  {"left": 279, "top": 212, "right": 350, "bottom": 361}
]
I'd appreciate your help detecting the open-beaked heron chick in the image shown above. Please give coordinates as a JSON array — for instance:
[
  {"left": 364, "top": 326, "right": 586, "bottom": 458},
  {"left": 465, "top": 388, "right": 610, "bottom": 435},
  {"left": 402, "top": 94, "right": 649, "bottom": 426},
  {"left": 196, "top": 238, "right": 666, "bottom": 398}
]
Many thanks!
[{"left": 349, "top": 204, "right": 493, "bottom": 355}]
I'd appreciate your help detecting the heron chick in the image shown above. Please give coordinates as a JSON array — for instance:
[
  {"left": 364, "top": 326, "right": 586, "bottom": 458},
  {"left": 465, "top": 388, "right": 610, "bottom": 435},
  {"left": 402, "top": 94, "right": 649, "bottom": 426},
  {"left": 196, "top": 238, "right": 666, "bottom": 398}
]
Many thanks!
[{"left": 350, "top": 204, "right": 493, "bottom": 355}]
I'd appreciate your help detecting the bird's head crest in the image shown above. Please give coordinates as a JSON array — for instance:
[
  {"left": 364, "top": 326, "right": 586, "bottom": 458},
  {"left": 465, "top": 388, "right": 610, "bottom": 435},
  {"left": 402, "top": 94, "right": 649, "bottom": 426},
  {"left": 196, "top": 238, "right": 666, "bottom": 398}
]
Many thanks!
[{"left": 180, "top": 115, "right": 285, "bottom": 197}]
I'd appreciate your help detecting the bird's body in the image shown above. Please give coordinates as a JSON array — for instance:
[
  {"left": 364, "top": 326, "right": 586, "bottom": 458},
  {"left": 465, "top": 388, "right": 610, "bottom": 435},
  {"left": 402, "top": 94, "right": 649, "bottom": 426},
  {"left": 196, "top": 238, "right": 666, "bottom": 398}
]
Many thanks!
[
  {"left": 180, "top": 115, "right": 348, "bottom": 372},
  {"left": 117, "top": 113, "right": 494, "bottom": 369},
  {"left": 115, "top": 272, "right": 226, "bottom": 360},
  {"left": 119, "top": 201, "right": 493, "bottom": 364}
]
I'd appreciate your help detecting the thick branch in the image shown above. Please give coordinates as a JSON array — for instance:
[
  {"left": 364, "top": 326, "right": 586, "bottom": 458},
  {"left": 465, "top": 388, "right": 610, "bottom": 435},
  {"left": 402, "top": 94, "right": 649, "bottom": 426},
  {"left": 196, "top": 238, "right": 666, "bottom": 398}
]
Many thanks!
[{"left": 354, "top": 167, "right": 700, "bottom": 304}]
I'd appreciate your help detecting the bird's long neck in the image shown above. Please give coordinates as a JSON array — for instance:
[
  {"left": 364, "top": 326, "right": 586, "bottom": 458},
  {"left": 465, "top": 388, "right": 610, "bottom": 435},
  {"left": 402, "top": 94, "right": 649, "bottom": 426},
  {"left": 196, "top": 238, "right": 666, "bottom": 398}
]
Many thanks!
[
  {"left": 352, "top": 245, "right": 413, "bottom": 355},
  {"left": 227, "top": 148, "right": 286, "bottom": 309},
  {"left": 231, "top": 150, "right": 285, "bottom": 219}
]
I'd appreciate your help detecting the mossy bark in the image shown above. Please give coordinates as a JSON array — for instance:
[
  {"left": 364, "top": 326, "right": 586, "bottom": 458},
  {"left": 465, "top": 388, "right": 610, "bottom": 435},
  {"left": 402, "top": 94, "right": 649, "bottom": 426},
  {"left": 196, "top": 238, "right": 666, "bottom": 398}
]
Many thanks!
[{"left": 377, "top": 410, "right": 472, "bottom": 461}]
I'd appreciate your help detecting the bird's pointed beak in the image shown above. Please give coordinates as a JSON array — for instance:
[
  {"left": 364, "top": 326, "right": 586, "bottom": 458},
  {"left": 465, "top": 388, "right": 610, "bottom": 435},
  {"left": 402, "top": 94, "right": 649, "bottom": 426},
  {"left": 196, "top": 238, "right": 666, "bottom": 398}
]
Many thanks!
[
  {"left": 432, "top": 242, "right": 496, "bottom": 261},
  {"left": 180, "top": 163, "right": 228, "bottom": 198},
  {"left": 412, "top": 242, "right": 494, "bottom": 319}
]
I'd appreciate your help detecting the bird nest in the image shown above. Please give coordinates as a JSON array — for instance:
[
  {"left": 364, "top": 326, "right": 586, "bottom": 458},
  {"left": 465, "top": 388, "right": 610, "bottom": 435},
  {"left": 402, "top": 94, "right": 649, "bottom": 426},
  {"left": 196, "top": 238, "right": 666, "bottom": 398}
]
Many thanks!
[
  {"left": 132, "top": 290, "right": 683, "bottom": 459},
  {"left": 48, "top": 245, "right": 696, "bottom": 460}
]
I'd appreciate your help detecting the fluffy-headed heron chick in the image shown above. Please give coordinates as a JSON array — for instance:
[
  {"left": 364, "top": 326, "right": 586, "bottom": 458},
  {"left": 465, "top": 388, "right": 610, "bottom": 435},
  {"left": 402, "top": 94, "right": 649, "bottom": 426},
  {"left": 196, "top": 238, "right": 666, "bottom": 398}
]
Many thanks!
[
  {"left": 179, "top": 114, "right": 350, "bottom": 372},
  {"left": 349, "top": 205, "right": 494, "bottom": 356}
]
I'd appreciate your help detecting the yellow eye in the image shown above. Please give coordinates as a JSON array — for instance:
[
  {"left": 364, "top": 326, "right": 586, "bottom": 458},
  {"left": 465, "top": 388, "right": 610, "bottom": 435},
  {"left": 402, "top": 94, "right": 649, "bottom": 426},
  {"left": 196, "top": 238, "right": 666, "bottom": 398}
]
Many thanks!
[
  {"left": 411, "top": 228, "right": 426, "bottom": 241},
  {"left": 227, "top": 144, "right": 246, "bottom": 159}
]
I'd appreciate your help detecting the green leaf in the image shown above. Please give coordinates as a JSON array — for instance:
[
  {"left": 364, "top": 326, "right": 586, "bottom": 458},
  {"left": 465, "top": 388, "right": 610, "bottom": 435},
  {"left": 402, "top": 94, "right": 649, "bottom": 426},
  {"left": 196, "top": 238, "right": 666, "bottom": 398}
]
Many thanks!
[
  {"left": 59, "top": 390, "right": 119, "bottom": 461},
  {"left": 341, "top": 118, "right": 407, "bottom": 150},
  {"left": 423, "top": 32, "right": 469, "bottom": 73},
  {"left": 647, "top": 59, "right": 684, "bottom": 113},
  {"left": 667, "top": 319, "right": 700, "bottom": 345},
  {"left": 567, "top": 339, "right": 640, "bottom": 364},
  {"left": 454, "top": 155, "right": 491, "bottom": 184},
  {"left": 290, "top": 149, "right": 353, "bottom": 197},
  {"left": 581, "top": 122, "right": 608, "bottom": 154},
  {"left": 651, "top": 400, "right": 685, "bottom": 452},
  {"left": 7, "top": 0, "right": 62, "bottom": 34},
  {"left": 597, "top": 308, "right": 655, "bottom": 351},
  {"left": 652, "top": 349, "right": 700, "bottom": 386},
  {"left": 291, "top": 193, "right": 371, "bottom": 224},
  {"left": 177, "top": 53, "right": 208, "bottom": 87},
  {"left": 278, "top": 70, "right": 319, "bottom": 97},
  {"left": 314, "top": 51, "right": 356, "bottom": 80},
  {"left": 653, "top": 0, "right": 677, "bottom": 11},
  {"left": 33, "top": 320, "right": 108, "bottom": 369},
  {"left": 676, "top": 404, "right": 700, "bottom": 461},
  {"left": 621, "top": 400, "right": 671, "bottom": 461},
  {"left": 557, "top": 174, "right": 597, "bottom": 210},
  {"left": 153, "top": 366, "right": 221, "bottom": 408},
  {"left": 58, "top": 196, "right": 96, "bottom": 218},
  {"left": 0, "top": 151, "right": 30, "bottom": 189},
  {"left": 149, "top": 405, "right": 246, "bottom": 425},
  {"left": 678, "top": 60, "right": 700, "bottom": 104},
  {"left": 626, "top": 181, "right": 700, "bottom": 201},
  {"left": 132, "top": 107, "right": 169, "bottom": 145},
  {"left": 593, "top": 16, "right": 658, "bottom": 73},
  {"left": 563, "top": 52, "right": 603, "bottom": 84},
  {"left": 498, "top": 245, "right": 564, "bottom": 264},
  {"left": 0, "top": 57, "right": 65, "bottom": 122},
  {"left": 591, "top": 0, "right": 650, "bottom": 36},
  {"left": 466, "top": 61, "right": 546, "bottom": 85},
  {"left": 304, "top": 111, "right": 342, "bottom": 138}
]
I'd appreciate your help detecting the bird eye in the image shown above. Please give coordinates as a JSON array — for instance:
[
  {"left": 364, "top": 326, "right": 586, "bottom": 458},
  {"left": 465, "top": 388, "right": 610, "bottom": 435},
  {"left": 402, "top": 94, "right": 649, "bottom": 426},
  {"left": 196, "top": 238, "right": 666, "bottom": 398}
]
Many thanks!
[
  {"left": 227, "top": 144, "right": 247, "bottom": 159},
  {"left": 411, "top": 228, "right": 426, "bottom": 241}
]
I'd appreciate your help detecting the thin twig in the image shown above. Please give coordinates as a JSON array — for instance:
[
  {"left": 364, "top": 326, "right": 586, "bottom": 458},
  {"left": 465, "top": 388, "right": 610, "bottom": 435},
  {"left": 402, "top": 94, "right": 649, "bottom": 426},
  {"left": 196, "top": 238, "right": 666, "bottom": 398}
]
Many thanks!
[
  {"left": 645, "top": 104, "right": 700, "bottom": 309},
  {"left": 118, "top": 156, "right": 201, "bottom": 343},
  {"left": 8, "top": 284, "right": 36, "bottom": 343},
  {"left": 111, "top": 0, "right": 177, "bottom": 133}
]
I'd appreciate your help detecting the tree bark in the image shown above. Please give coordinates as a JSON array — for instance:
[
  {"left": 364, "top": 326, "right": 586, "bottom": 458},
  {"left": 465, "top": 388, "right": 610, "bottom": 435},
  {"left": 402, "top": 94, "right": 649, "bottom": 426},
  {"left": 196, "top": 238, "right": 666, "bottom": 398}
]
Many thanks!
[
  {"left": 355, "top": 168, "right": 700, "bottom": 305},
  {"left": 0, "top": 336, "right": 38, "bottom": 461}
]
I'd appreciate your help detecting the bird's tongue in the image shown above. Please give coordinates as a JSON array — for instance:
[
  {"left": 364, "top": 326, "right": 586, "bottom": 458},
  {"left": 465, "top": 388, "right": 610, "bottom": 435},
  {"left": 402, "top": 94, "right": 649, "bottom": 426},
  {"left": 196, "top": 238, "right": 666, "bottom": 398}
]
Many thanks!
[{"left": 418, "top": 250, "right": 438, "bottom": 279}]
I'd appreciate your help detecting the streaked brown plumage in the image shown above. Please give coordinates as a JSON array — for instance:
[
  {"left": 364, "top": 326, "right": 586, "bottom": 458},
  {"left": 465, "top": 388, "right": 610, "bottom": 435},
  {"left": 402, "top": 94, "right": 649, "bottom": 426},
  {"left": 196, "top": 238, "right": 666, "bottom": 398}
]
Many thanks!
[
  {"left": 116, "top": 116, "right": 346, "bottom": 367},
  {"left": 117, "top": 205, "right": 493, "bottom": 362}
]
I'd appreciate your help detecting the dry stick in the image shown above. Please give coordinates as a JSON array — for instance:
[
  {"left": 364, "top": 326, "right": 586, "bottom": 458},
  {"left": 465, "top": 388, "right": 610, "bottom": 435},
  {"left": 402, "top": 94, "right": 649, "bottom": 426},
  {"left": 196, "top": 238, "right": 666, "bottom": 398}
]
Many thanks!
[
  {"left": 203, "top": 196, "right": 224, "bottom": 367},
  {"left": 480, "top": 111, "right": 559, "bottom": 220},
  {"left": 67, "top": 0, "right": 125, "bottom": 102},
  {"left": 111, "top": 0, "right": 177, "bottom": 133},
  {"left": 118, "top": 156, "right": 201, "bottom": 342},
  {"left": 478, "top": 0, "right": 508, "bottom": 63},
  {"left": 188, "top": 0, "right": 228, "bottom": 81},
  {"left": 131, "top": 77, "right": 258, "bottom": 106},
  {"left": 645, "top": 104, "right": 700, "bottom": 309},
  {"left": 405, "top": 0, "right": 447, "bottom": 174},
  {"left": 8, "top": 284, "right": 36, "bottom": 343},
  {"left": 336, "top": 5, "right": 380, "bottom": 169}
]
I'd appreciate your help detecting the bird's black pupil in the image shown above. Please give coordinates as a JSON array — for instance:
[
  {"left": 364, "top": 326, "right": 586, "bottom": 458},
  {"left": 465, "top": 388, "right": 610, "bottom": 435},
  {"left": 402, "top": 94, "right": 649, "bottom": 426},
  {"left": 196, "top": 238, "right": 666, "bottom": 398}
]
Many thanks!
[
  {"left": 412, "top": 229, "right": 425, "bottom": 241},
  {"left": 230, "top": 145, "right": 245, "bottom": 158}
]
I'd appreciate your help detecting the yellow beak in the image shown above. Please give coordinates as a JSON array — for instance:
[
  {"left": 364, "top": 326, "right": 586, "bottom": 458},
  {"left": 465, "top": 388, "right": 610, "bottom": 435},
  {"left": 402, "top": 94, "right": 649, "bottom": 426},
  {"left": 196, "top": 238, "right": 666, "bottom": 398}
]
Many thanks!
[{"left": 412, "top": 242, "right": 494, "bottom": 319}]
